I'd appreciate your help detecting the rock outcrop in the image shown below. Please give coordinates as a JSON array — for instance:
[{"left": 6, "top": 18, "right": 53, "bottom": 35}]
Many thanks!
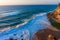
[
  {"left": 47, "top": 3, "right": 60, "bottom": 29},
  {"left": 32, "top": 28, "right": 60, "bottom": 40},
  {"left": 32, "top": 3, "right": 60, "bottom": 40},
  {"left": 53, "top": 3, "right": 60, "bottom": 20},
  {"left": 48, "top": 3, "right": 60, "bottom": 20}
]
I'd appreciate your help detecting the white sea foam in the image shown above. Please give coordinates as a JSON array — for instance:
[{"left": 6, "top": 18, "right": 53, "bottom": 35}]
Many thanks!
[
  {"left": 16, "top": 19, "right": 30, "bottom": 28},
  {"left": 0, "top": 12, "right": 48, "bottom": 32},
  {"left": 16, "top": 12, "right": 48, "bottom": 28},
  {"left": 0, "top": 27, "right": 11, "bottom": 33},
  {"left": 0, "top": 11, "right": 19, "bottom": 18}
]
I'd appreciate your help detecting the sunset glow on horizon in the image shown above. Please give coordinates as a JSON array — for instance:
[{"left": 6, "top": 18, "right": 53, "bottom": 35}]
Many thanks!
[{"left": 0, "top": 0, "right": 60, "bottom": 5}]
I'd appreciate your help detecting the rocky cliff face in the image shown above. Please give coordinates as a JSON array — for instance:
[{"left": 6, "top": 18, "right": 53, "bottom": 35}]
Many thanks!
[
  {"left": 47, "top": 3, "right": 60, "bottom": 29},
  {"left": 53, "top": 3, "right": 60, "bottom": 20}
]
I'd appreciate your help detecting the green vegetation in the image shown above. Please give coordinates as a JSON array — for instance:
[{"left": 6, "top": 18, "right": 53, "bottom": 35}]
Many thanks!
[{"left": 49, "top": 19, "right": 60, "bottom": 29}]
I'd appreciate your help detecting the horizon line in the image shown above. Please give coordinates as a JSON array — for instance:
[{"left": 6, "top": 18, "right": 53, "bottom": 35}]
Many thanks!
[{"left": 0, "top": 4, "right": 58, "bottom": 6}]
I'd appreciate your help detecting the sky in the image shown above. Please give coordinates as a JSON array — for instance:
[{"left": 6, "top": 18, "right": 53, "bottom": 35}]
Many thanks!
[{"left": 0, "top": 0, "right": 60, "bottom": 5}]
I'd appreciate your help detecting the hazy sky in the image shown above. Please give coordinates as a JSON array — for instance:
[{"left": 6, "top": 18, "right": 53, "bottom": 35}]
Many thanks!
[{"left": 0, "top": 0, "right": 60, "bottom": 5}]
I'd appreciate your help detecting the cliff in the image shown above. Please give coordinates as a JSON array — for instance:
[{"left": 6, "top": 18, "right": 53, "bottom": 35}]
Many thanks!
[
  {"left": 47, "top": 3, "right": 60, "bottom": 29},
  {"left": 53, "top": 3, "right": 60, "bottom": 20}
]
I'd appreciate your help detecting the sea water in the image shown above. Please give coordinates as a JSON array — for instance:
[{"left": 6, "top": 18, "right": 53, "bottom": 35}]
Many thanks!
[
  {"left": 0, "top": 5, "right": 58, "bottom": 40},
  {"left": 0, "top": 5, "right": 57, "bottom": 28}
]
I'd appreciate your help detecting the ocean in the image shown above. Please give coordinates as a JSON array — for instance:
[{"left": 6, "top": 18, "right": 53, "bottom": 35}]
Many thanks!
[
  {"left": 0, "top": 5, "right": 57, "bottom": 28},
  {"left": 0, "top": 5, "right": 58, "bottom": 40}
]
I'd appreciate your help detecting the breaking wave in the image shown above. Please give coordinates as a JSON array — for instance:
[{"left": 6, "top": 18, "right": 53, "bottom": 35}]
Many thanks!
[{"left": 0, "top": 10, "right": 44, "bottom": 28}]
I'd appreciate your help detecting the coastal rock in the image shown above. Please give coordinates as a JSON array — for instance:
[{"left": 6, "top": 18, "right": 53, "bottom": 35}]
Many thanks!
[
  {"left": 32, "top": 28, "right": 60, "bottom": 40},
  {"left": 53, "top": 3, "right": 60, "bottom": 20},
  {"left": 32, "top": 3, "right": 60, "bottom": 40},
  {"left": 47, "top": 3, "right": 60, "bottom": 20},
  {"left": 47, "top": 3, "right": 60, "bottom": 29}
]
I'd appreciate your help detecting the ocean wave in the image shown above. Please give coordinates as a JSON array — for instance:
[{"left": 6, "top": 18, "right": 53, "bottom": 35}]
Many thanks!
[
  {"left": 0, "top": 11, "right": 20, "bottom": 18},
  {"left": 16, "top": 12, "right": 48, "bottom": 28},
  {"left": 0, "top": 9, "right": 48, "bottom": 28}
]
